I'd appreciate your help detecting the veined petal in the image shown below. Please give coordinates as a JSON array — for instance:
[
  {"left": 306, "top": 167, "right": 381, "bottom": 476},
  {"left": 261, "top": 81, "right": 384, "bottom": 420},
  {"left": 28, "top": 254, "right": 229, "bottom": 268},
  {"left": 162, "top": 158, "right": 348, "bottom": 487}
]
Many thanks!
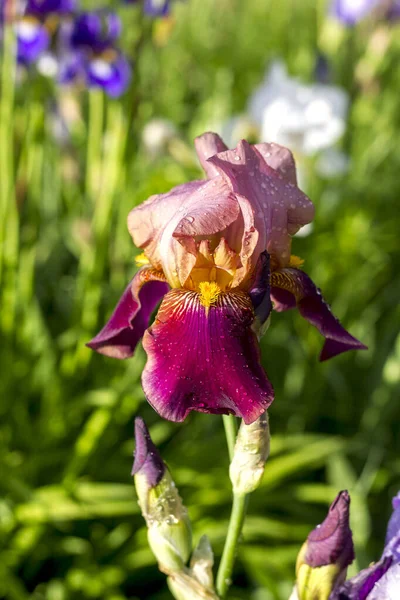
[
  {"left": 333, "top": 557, "right": 393, "bottom": 599},
  {"left": 271, "top": 267, "right": 367, "bottom": 361},
  {"left": 142, "top": 289, "right": 274, "bottom": 424},
  {"left": 87, "top": 268, "right": 168, "bottom": 359},
  {"left": 207, "top": 139, "right": 314, "bottom": 267},
  {"left": 384, "top": 492, "right": 400, "bottom": 562}
]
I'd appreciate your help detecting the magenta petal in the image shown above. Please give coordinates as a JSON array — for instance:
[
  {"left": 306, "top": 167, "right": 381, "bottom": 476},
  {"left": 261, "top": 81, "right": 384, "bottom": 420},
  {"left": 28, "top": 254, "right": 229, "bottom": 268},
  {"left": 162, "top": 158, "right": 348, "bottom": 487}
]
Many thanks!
[
  {"left": 142, "top": 289, "right": 274, "bottom": 424},
  {"left": 271, "top": 268, "right": 367, "bottom": 361},
  {"left": 87, "top": 270, "right": 169, "bottom": 359},
  {"left": 249, "top": 251, "right": 272, "bottom": 325}
]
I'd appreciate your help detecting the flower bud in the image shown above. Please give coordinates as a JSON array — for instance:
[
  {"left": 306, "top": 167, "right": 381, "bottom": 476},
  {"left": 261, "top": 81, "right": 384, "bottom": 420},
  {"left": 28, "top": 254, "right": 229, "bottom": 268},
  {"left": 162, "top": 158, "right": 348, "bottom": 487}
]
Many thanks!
[
  {"left": 132, "top": 417, "right": 192, "bottom": 573},
  {"left": 295, "top": 490, "right": 354, "bottom": 600},
  {"left": 167, "top": 570, "right": 219, "bottom": 600},
  {"left": 190, "top": 535, "right": 215, "bottom": 590},
  {"left": 229, "top": 411, "right": 270, "bottom": 494}
]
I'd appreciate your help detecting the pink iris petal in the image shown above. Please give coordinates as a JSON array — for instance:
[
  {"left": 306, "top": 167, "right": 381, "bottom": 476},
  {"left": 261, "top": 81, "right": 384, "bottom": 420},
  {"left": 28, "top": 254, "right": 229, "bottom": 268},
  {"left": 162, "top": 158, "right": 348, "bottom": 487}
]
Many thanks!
[
  {"left": 127, "top": 180, "right": 202, "bottom": 269},
  {"left": 254, "top": 142, "right": 298, "bottom": 185},
  {"left": 128, "top": 178, "right": 240, "bottom": 286},
  {"left": 206, "top": 139, "right": 314, "bottom": 267},
  {"left": 271, "top": 267, "right": 367, "bottom": 361},
  {"left": 141, "top": 289, "right": 274, "bottom": 424},
  {"left": 87, "top": 268, "right": 169, "bottom": 359},
  {"left": 194, "top": 131, "right": 228, "bottom": 178}
]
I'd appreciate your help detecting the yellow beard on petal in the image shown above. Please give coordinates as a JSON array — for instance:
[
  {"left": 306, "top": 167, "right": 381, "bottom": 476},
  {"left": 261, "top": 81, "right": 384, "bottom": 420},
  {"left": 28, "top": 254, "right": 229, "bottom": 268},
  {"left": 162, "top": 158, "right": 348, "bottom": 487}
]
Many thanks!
[
  {"left": 289, "top": 254, "right": 304, "bottom": 268},
  {"left": 198, "top": 281, "right": 221, "bottom": 308}
]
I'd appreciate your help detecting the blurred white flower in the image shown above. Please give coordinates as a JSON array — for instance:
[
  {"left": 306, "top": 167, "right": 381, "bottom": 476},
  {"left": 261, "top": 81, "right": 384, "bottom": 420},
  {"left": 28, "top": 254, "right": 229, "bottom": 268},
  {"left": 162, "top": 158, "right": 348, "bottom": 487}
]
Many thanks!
[
  {"left": 316, "top": 147, "right": 350, "bottom": 177},
  {"left": 248, "top": 60, "right": 348, "bottom": 156},
  {"left": 142, "top": 118, "right": 177, "bottom": 157}
]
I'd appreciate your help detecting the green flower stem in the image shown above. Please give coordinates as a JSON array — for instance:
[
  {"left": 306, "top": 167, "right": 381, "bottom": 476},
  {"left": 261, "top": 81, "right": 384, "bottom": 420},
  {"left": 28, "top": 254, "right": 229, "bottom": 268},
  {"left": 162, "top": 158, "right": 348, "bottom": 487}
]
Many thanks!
[
  {"left": 85, "top": 88, "right": 104, "bottom": 203},
  {"left": 0, "top": 21, "right": 18, "bottom": 332},
  {"left": 216, "top": 491, "right": 248, "bottom": 598},
  {"left": 222, "top": 415, "right": 238, "bottom": 461}
]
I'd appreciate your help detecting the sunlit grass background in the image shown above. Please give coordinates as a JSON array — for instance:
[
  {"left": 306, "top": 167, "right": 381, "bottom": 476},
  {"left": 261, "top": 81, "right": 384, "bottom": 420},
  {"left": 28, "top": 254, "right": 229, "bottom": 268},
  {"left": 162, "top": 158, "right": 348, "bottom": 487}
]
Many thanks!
[{"left": 1, "top": 0, "right": 400, "bottom": 598}]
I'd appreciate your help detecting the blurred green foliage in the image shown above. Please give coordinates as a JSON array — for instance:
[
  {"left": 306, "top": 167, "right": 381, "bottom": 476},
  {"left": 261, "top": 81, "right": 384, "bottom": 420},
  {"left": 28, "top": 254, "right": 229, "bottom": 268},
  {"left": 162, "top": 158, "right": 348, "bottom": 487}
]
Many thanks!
[{"left": 1, "top": 0, "right": 400, "bottom": 598}]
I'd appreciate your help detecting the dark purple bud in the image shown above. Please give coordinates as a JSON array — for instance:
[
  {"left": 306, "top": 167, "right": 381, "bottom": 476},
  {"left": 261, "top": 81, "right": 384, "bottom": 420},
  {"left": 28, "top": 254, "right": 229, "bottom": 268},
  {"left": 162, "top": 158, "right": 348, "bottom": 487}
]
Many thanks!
[
  {"left": 132, "top": 417, "right": 165, "bottom": 487},
  {"left": 305, "top": 490, "right": 354, "bottom": 568}
]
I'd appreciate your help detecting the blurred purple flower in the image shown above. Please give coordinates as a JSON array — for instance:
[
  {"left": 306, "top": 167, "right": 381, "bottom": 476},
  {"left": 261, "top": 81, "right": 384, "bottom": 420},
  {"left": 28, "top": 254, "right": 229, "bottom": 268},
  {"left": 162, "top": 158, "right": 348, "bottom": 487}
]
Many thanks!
[
  {"left": 60, "top": 10, "right": 131, "bottom": 96},
  {"left": 59, "top": 48, "right": 132, "bottom": 97},
  {"left": 16, "top": 16, "right": 49, "bottom": 64},
  {"left": 331, "top": 0, "right": 400, "bottom": 25},
  {"left": 144, "top": 0, "right": 170, "bottom": 17},
  {"left": 25, "top": 0, "right": 76, "bottom": 15},
  {"left": 70, "top": 11, "right": 121, "bottom": 52}
]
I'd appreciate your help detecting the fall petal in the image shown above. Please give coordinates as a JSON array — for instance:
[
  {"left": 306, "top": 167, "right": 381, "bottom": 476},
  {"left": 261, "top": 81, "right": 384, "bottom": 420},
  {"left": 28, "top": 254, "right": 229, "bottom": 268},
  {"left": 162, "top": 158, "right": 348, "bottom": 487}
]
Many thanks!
[
  {"left": 87, "top": 268, "right": 168, "bottom": 359},
  {"left": 271, "top": 268, "right": 367, "bottom": 360},
  {"left": 142, "top": 289, "right": 274, "bottom": 424}
]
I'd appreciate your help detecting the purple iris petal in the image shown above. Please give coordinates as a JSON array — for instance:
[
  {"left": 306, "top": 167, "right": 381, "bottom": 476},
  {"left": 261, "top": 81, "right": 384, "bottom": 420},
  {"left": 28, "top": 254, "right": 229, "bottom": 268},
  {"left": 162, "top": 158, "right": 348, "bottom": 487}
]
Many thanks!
[
  {"left": 384, "top": 492, "right": 400, "bottom": 562},
  {"left": 16, "top": 17, "right": 49, "bottom": 64},
  {"left": 305, "top": 490, "right": 354, "bottom": 569},
  {"left": 87, "top": 52, "right": 132, "bottom": 97},
  {"left": 367, "top": 564, "right": 400, "bottom": 599},
  {"left": 26, "top": 0, "right": 76, "bottom": 15},
  {"left": 70, "top": 11, "right": 122, "bottom": 52},
  {"left": 87, "top": 269, "right": 168, "bottom": 359},
  {"left": 141, "top": 288, "right": 274, "bottom": 424},
  {"left": 271, "top": 267, "right": 367, "bottom": 361},
  {"left": 58, "top": 50, "right": 84, "bottom": 83},
  {"left": 331, "top": 0, "right": 380, "bottom": 25},
  {"left": 334, "top": 557, "right": 393, "bottom": 599},
  {"left": 131, "top": 417, "right": 165, "bottom": 487},
  {"left": 249, "top": 251, "right": 272, "bottom": 325},
  {"left": 144, "top": 0, "right": 170, "bottom": 17}
]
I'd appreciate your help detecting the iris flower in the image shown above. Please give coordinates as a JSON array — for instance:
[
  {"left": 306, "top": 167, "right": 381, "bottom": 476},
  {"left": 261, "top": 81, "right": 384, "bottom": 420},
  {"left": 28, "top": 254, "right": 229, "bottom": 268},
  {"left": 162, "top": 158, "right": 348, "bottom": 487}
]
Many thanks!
[
  {"left": 11, "top": 0, "right": 74, "bottom": 65},
  {"left": 59, "top": 11, "right": 131, "bottom": 97},
  {"left": 88, "top": 133, "right": 365, "bottom": 424}
]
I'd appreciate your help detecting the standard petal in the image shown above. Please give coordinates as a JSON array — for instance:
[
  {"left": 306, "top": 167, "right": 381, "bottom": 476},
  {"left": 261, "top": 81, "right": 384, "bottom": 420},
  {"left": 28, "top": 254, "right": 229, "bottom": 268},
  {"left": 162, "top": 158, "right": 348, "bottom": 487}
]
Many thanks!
[
  {"left": 87, "top": 268, "right": 168, "bottom": 359},
  {"left": 207, "top": 139, "right": 314, "bottom": 267},
  {"left": 158, "top": 178, "right": 240, "bottom": 287},
  {"left": 271, "top": 267, "right": 367, "bottom": 361},
  {"left": 194, "top": 132, "right": 228, "bottom": 178},
  {"left": 127, "top": 180, "right": 203, "bottom": 269},
  {"left": 142, "top": 289, "right": 274, "bottom": 424},
  {"left": 254, "top": 142, "right": 297, "bottom": 185}
]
